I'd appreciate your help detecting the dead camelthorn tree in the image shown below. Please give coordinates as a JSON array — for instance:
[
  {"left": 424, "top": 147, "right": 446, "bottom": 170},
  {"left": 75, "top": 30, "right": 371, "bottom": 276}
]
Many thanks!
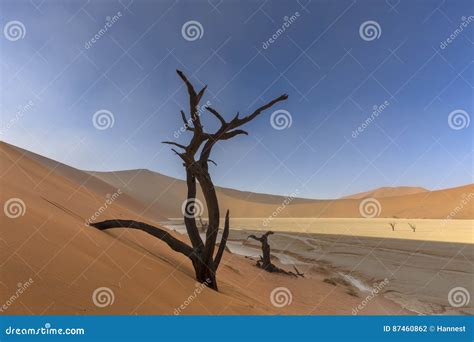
[
  {"left": 198, "top": 215, "right": 208, "bottom": 233},
  {"left": 247, "top": 231, "right": 304, "bottom": 277},
  {"left": 408, "top": 223, "right": 416, "bottom": 232},
  {"left": 90, "top": 69, "right": 288, "bottom": 291},
  {"left": 389, "top": 222, "right": 396, "bottom": 231}
]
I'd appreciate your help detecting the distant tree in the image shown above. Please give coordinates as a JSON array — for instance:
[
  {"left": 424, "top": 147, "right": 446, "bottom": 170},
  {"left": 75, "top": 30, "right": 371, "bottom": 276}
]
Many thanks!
[
  {"left": 198, "top": 215, "right": 208, "bottom": 233},
  {"left": 408, "top": 223, "right": 416, "bottom": 232},
  {"left": 389, "top": 222, "right": 396, "bottom": 231},
  {"left": 247, "top": 231, "right": 304, "bottom": 277},
  {"left": 91, "top": 70, "right": 288, "bottom": 291}
]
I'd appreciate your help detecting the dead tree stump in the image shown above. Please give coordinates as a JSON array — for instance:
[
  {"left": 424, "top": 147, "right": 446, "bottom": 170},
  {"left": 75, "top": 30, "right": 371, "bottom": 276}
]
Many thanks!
[{"left": 247, "top": 231, "right": 304, "bottom": 277}]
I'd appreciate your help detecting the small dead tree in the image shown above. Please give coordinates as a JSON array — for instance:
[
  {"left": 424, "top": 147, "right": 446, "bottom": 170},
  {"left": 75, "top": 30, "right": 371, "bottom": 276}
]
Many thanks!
[
  {"left": 247, "top": 231, "right": 304, "bottom": 277},
  {"left": 91, "top": 70, "right": 288, "bottom": 291},
  {"left": 198, "top": 215, "right": 208, "bottom": 233},
  {"left": 408, "top": 223, "right": 416, "bottom": 232},
  {"left": 389, "top": 222, "right": 396, "bottom": 231}
]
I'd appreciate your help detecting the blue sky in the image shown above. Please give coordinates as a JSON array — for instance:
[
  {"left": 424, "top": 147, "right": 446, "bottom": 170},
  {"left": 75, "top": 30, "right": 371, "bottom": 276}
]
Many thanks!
[{"left": 1, "top": 0, "right": 472, "bottom": 199}]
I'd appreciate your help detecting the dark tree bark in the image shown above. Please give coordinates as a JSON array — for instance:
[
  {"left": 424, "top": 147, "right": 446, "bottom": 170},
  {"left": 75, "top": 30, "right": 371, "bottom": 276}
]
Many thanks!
[
  {"left": 90, "top": 70, "right": 288, "bottom": 291},
  {"left": 248, "top": 231, "right": 304, "bottom": 277},
  {"left": 248, "top": 231, "right": 274, "bottom": 270}
]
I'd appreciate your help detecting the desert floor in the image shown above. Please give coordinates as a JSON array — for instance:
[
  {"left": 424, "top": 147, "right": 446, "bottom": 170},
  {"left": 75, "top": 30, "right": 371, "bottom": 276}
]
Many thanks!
[
  {"left": 1, "top": 141, "right": 472, "bottom": 315},
  {"left": 164, "top": 219, "right": 473, "bottom": 315}
]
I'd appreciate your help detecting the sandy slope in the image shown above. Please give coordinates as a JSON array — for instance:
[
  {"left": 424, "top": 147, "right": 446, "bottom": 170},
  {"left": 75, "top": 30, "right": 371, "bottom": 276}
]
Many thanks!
[
  {"left": 6, "top": 143, "right": 166, "bottom": 223},
  {"left": 341, "top": 186, "right": 428, "bottom": 199},
  {"left": 7, "top": 142, "right": 471, "bottom": 220},
  {"left": 89, "top": 170, "right": 473, "bottom": 220},
  {"left": 0, "top": 142, "right": 407, "bottom": 315}
]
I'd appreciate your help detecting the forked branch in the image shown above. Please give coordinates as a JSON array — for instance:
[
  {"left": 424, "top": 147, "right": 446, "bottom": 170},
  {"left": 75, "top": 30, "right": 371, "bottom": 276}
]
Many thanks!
[{"left": 92, "top": 69, "right": 289, "bottom": 291}]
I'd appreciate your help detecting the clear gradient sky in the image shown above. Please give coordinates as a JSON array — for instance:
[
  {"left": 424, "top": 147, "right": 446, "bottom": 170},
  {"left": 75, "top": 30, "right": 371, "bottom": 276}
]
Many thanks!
[{"left": 1, "top": 0, "right": 472, "bottom": 199}]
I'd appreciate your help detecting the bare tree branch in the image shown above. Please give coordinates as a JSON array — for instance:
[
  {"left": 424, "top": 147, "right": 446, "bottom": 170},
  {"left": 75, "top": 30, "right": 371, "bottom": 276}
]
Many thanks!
[
  {"left": 214, "top": 210, "right": 230, "bottom": 269},
  {"left": 97, "top": 70, "right": 289, "bottom": 291},
  {"left": 176, "top": 69, "right": 203, "bottom": 132},
  {"left": 90, "top": 220, "right": 194, "bottom": 257},
  {"left": 162, "top": 141, "right": 186, "bottom": 149},
  {"left": 205, "top": 106, "right": 226, "bottom": 126},
  {"left": 221, "top": 129, "right": 248, "bottom": 140},
  {"left": 196, "top": 85, "right": 207, "bottom": 103},
  {"left": 234, "top": 94, "right": 288, "bottom": 127},
  {"left": 180, "top": 110, "right": 191, "bottom": 128},
  {"left": 176, "top": 69, "right": 197, "bottom": 97}
]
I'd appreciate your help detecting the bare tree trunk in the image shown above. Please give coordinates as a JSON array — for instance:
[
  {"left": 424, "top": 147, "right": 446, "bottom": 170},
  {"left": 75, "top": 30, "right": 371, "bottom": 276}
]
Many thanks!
[
  {"left": 248, "top": 231, "right": 304, "bottom": 277},
  {"left": 90, "top": 70, "right": 288, "bottom": 291},
  {"left": 184, "top": 171, "right": 203, "bottom": 250}
]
